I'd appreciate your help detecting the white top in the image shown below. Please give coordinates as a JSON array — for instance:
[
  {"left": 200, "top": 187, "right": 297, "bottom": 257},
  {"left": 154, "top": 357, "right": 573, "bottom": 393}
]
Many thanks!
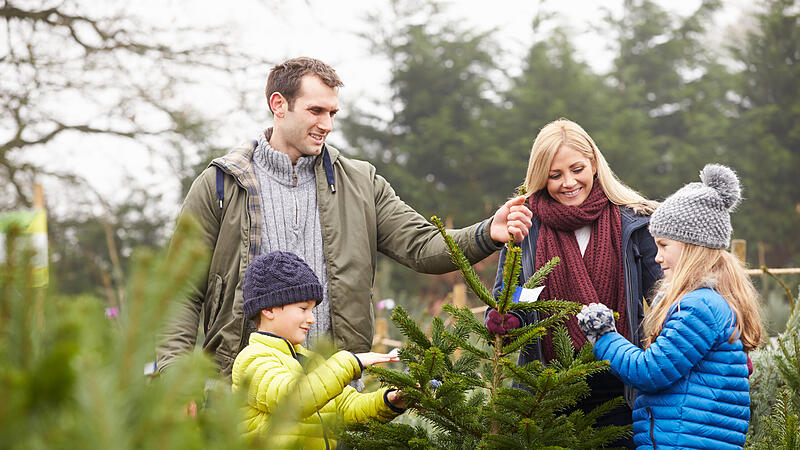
[{"left": 575, "top": 225, "right": 591, "bottom": 256}]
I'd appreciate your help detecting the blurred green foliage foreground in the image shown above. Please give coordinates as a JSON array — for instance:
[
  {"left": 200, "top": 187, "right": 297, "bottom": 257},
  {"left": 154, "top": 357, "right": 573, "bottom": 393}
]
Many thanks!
[
  {"left": 2, "top": 213, "right": 799, "bottom": 448},
  {"left": 0, "top": 219, "right": 258, "bottom": 450}
]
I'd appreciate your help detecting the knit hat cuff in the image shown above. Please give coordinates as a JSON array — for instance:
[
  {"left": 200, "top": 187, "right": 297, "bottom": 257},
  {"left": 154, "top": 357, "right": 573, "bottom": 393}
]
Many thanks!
[
  {"left": 243, "top": 284, "right": 324, "bottom": 319},
  {"left": 648, "top": 224, "right": 728, "bottom": 249}
]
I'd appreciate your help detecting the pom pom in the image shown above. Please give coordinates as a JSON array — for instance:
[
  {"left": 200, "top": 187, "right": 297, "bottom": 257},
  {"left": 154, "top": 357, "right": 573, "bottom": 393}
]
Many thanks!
[{"left": 700, "top": 164, "right": 741, "bottom": 210}]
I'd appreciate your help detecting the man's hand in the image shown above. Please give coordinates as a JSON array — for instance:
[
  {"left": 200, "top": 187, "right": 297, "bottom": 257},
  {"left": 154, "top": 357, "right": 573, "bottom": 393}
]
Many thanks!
[
  {"left": 490, "top": 195, "right": 533, "bottom": 243},
  {"left": 354, "top": 352, "right": 400, "bottom": 367}
]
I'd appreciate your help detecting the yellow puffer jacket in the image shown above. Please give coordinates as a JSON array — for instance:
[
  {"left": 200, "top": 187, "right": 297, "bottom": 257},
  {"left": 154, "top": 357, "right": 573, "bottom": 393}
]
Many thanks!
[{"left": 231, "top": 332, "right": 402, "bottom": 448}]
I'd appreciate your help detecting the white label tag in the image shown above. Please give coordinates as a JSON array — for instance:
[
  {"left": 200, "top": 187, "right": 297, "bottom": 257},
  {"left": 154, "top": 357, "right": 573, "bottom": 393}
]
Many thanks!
[{"left": 518, "top": 286, "right": 544, "bottom": 303}]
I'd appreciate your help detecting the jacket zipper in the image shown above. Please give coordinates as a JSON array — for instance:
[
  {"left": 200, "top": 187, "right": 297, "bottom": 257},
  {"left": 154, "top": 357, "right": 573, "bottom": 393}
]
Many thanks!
[
  {"left": 647, "top": 406, "right": 657, "bottom": 449},
  {"left": 278, "top": 334, "right": 330, "bottom": 449}
]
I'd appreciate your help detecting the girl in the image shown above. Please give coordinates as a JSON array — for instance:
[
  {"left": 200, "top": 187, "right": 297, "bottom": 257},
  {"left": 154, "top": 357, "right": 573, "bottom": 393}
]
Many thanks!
[
  {"left": 578, "top": 164, "right": 763, "bottom": 449},
  {"left": 488, "top": 118, "right": 662, "bottom": 449}
]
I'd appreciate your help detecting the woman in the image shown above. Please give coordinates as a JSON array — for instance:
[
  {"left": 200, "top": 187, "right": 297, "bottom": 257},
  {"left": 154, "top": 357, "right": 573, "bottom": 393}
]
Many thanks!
[
  {"left": 488, "top": 118, "right": 662, "bottom": 448},
  {"left": 578, "top": 164, "right": 762, "bottom": 449}
]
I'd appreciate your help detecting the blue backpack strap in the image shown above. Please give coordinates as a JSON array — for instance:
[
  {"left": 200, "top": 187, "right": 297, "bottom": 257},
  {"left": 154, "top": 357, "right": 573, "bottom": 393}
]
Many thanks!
[
  {"left": 322, "top": 145, "right": 336, "bottom": 193},
  {"left": 215, "top": 166, "right": 224, "bottom": 210},
  {"left": 215, "top": 140, "right": 258, "bottom": 210}
]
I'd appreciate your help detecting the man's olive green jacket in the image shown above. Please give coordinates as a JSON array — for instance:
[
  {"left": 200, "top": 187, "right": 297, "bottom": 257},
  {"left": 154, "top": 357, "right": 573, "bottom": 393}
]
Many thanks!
[{"left": 157, "top": 134, "right": 500, "bottom": 375}]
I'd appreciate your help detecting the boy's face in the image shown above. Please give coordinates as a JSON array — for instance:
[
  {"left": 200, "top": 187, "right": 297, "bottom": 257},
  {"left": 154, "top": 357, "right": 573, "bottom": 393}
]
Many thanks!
[{"left": 261, "top": 300, "right": 317, "bottom": 345}]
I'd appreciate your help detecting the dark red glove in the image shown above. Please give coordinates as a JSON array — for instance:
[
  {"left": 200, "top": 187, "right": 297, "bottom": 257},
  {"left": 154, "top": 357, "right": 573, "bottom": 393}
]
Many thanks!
[{"left": 486, "top": 310, "right": 521, "bottom": 335}]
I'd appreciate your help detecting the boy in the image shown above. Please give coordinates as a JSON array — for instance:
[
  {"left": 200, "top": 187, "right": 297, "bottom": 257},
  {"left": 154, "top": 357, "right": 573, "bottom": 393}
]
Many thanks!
[{"left": 231, "top": 251, "right": 405, "bottom": 448}]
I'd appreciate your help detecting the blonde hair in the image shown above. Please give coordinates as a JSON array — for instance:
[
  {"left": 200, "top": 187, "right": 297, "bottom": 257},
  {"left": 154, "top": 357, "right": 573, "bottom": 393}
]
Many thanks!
[
  {"left": 642, "top": 243, "right": 763, "bottom": 351},
  {"left": 524, "top": 118, "right": 658, "bottom": 215}
]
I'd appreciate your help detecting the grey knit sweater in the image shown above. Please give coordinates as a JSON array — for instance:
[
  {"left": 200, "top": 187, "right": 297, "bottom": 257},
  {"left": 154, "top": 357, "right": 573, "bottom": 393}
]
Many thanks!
[{"left": 252, "top": 131, "right": 331, "bottom": 346}]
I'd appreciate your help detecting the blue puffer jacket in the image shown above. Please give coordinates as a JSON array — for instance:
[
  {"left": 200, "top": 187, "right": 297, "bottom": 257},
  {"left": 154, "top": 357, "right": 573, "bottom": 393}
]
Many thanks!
[
  {"left": 594, "top": 288, "right": 750, "bottom": 449},
  {"left": 493, "top": 206, "right": 662, "bottom": 407}
]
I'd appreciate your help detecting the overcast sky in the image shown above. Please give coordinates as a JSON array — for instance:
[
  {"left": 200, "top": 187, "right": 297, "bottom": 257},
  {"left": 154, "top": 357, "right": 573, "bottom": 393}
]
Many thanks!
[{"left": 44, "top": 0, "right": 752, "bottom": 214}]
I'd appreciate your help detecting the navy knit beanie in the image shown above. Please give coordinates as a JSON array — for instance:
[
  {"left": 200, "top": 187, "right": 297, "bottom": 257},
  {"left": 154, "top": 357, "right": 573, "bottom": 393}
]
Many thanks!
[{"left": 242, "top": 251, "right": 324, "bottom": 320}]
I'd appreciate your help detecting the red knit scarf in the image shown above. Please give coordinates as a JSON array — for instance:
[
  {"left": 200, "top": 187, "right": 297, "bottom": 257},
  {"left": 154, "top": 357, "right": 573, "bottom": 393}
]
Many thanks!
[{"left": 527, "top": 182, "right": 628, "bottom": 361}]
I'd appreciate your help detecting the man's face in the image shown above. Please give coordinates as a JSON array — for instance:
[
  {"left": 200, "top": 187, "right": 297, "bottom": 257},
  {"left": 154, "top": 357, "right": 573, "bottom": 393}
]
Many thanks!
[{"left": 273, "top": 75, "right": 339, "bottom": 162}]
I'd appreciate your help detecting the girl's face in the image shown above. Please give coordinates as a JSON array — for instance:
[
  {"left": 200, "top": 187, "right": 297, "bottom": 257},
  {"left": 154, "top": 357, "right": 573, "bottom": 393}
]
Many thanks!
[
  {"left": 546, "top": 145, "right": 596, "bottom": 206},
  {"left": 654, "top": 238, "right": 684, "bottom": 282}
]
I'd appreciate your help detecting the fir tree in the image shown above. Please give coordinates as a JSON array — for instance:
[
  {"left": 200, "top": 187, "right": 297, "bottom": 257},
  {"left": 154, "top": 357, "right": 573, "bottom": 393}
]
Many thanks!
[
  {"left": 747, "top": 286, "right": 800, "bottom": 449},
  {"left": 340, "top": 206, "right": 630, "bottom": 449}
]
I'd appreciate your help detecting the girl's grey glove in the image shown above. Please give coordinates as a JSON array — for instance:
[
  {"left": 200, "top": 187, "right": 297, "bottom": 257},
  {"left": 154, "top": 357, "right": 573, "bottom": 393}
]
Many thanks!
[{"left": 576, "top": 303, "right": 616, "bottom": 344}]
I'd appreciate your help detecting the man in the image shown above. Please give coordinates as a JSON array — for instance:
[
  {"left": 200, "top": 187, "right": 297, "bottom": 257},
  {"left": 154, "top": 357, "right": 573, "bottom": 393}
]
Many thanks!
[{"left": 157, "top": 57, "right": 532, "bottom": 376}]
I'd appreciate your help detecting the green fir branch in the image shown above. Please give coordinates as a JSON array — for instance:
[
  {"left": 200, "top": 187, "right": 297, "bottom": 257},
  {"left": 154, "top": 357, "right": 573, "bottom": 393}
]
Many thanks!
[
  {"left": 551, "top": 325, "right": 576, "bottom": 367},
  {"left": 366, "top": 365, "right": 418, "bottom": 389},
  {"left": 501, "top": 325, "right": 546, "bottom": 356},
  {"left": 496, "top": 245, "right": 523, "bottom": 313},
  {"left": 451, "top": 352, "right": 481, "bottom": 375},
  {"left": 523, "top": 256, "right": 561, "bottom": 289},
  {"left": 441, "top": 330, "right": 491, "bottom": 360},
  {"left": 507, "top": 299, "right": 581, "bottom": 315},
  {"left": 391, "top": 305, "right": 431, "bottom": 349},
  {"left": 431, "top": 216, "right": 495, "bottom": 307},
  {"left": 441, "top": 303, "right": 492, "bottom": 342}
]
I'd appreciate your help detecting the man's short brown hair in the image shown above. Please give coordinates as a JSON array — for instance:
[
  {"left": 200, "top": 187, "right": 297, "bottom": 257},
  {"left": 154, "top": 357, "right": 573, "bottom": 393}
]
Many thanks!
[{"left": 266, "top": 57, "right": 343, "bottom": 113}]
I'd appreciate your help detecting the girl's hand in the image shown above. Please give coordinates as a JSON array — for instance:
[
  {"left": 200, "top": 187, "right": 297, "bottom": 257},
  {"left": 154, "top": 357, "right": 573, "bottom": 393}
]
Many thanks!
[
  {"left": 354, "top": 352, "right": 400, "bottom": 367},
  {"left": 576, "top": 303, "right": 617, "bottom": 344}
]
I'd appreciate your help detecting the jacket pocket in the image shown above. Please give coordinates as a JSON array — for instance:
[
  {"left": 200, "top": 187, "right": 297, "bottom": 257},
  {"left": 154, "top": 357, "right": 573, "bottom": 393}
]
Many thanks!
[
  {"left": 205, "top": 273, "right": 225, "bottom": 327},
  {"left": 647, "top": 406, "right": 657, "bottom": 449}
]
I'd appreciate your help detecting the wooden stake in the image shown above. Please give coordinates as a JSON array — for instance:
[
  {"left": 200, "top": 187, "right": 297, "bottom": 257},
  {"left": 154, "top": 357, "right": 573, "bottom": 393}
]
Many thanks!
[{"left": 731, "top": 239, "right": 746, "bottom": 263}]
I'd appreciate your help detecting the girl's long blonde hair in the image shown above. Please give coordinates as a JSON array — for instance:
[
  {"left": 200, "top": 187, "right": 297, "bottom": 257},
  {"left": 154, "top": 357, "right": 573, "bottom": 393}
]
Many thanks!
[
  {"left": 524, "top": 118, "right": 658, "bottom": 215},
  {"left": 642, "top": 243, "right": 763, "bottom": 351}
]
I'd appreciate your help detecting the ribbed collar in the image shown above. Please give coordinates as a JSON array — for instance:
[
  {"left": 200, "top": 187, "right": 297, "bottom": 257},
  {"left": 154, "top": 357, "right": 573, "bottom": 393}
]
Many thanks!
[
  {"left": 252, "top": 130, "right": 316, "bottom": 187},
  {"left": 252, "top": 331, "right": 309, "bottom": 359}
]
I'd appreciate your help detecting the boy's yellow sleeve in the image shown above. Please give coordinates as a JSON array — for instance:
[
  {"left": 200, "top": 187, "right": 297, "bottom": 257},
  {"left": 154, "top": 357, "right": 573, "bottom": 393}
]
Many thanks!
[
  {"left": 236, "top": 349, "right": 364, "bottom": 419},
  {"left": 335, "top": 387, "right": 404, "bottom": 424}
]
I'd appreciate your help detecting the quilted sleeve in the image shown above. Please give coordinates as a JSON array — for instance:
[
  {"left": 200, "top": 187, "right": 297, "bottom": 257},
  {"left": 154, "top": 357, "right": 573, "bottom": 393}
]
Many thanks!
[
  {"left": 236, "top": 349, "right": 362, "bottom": 419},
  {"left": 593, "top": 295, "right": 719, "bottom": 393},
  {"left": 334, "top": 387, "right": 403, "bottom": 424}
]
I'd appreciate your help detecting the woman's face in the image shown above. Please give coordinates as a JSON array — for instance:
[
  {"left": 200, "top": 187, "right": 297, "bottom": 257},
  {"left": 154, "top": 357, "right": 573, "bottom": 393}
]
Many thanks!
[{"left": 546, "top": 145, "right": 596, "bottom": 206}]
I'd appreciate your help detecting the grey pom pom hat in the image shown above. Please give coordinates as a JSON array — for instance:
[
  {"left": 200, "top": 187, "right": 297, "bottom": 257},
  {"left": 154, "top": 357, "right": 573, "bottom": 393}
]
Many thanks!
[{"left": 649, "top": 164, "right": 741, "bottom": 249}]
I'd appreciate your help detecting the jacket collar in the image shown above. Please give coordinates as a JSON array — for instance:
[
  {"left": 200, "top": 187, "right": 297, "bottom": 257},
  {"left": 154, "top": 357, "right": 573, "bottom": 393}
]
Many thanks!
[
  {"left": 213, "top": 127, "right": 338, "bottom": 193},
  {"left": 252, "top": 331, "right": 308, "bottom": 360}
]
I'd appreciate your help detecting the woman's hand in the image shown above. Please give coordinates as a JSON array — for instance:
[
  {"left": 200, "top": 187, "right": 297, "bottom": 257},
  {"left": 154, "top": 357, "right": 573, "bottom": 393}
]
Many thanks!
[{"left": 486, "top": 309, "right": 521, "bottom": 335}]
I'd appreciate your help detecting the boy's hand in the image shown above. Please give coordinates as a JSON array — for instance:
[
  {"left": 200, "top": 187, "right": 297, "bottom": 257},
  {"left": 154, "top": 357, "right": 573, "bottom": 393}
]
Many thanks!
[
  {"left": 355, "top": 352, "right": 400, "bottom": 366},
  {"left": 386, "top": 389, "right": 407, "bottom": 409}
]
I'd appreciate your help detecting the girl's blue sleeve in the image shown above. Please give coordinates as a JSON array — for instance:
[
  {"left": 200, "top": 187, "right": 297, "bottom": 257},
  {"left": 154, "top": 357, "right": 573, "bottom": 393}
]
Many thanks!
[{"left": 593, "top": 295, "right": 719, "bottom": 393}]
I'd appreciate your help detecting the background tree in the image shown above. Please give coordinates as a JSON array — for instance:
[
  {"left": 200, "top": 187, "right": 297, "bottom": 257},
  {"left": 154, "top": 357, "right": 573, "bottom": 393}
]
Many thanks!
[
  {"left": 726, "top": 0, "right": 800, "bottom": 267},
  {"left": 340, "top": 0, "right": 502, "bottom": 222},
  {"left": 1, "top": 0, "right": 269, "bottom": 297},
  {"left": 489, "top": 20, "right": 614, "bottom": 193},
  {"left": 601, "top": 0, "right": 730, "bottom": 198}
]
